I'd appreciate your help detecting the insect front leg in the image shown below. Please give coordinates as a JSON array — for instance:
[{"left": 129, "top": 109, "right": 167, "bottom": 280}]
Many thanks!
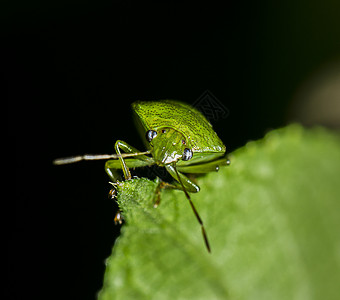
[
  {"left": 115, "top": 140, "right": 133, "bottom": 180},
  {"left": 105, "top": 158, "right": 155, "bottom": 181},
  {"left": 105, "top": 161, "right": 123, "bottom": 182},
  {"left": 105, "top": 140, "right": 154, "bottom": 181},
  {"left": 165, "top": 164, "right": 200, "bottom": 193}
]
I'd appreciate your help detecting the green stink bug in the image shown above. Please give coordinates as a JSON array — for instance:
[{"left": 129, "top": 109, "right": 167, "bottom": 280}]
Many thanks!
[{"left": 54, "top": 100, "right": 229, "bottom": 252}]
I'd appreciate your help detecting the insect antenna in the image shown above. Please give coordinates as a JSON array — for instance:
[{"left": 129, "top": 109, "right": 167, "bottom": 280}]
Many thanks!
[
  {"left": 173, "top": 164, "right": 211, "bottom": 253},
  {"left": 53, "top": 151, "right": 151, "bottom": 165}
]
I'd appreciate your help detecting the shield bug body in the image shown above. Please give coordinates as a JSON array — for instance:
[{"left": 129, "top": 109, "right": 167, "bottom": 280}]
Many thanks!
[{"left": 54, "top": 100, "right": 229, "bottom": 252}]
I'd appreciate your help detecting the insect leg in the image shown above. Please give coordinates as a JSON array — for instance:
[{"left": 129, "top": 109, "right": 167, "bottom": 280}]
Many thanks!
[
  {"left": 105, "top": 158, "right": 154, "bottom": 181},
  {"left": 165, "top": 164, "right": 200, "bottom": 193},
  {"left": 114, "top": 140, "right": 154, "bottom": 180},
  {"left": 115, "top": 141, "right": 132, "bottom": 180},
  {"left": 177, "top": 156, "right": 230, "bottom": 174}
]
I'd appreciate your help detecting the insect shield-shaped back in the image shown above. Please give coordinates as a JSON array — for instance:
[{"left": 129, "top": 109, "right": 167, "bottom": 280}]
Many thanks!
[{"left": 132, "top": 100, "right": 226, "bottom": 154}]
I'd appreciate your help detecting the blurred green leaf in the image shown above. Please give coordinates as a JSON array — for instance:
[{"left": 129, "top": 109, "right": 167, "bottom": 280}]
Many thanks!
[{"left": 98, "top": 124, "right": 340, "bottom": 300}]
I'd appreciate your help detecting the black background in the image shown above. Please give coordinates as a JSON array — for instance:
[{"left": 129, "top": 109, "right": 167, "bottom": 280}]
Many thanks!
[{"left": 5, "top": 1, "right": 340, "bottom": 299}]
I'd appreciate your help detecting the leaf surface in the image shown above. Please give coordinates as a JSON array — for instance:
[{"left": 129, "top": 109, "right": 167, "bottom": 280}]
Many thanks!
[{"left": 98, "top": 125, "right": 340, "bottom": 300}]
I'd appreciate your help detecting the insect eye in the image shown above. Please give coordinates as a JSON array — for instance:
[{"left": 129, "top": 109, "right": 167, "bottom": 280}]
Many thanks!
[
  {"left": 146, "top": 130, "right": 157, "bottom": 142},
  {"left": 182, "top": 148, "right": 193, "bottom": 161}
]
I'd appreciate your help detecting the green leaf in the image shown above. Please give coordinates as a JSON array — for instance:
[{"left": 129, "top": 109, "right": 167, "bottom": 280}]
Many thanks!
[{"left": 98, "top": 124, "right": 340, "bottom": 300}]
